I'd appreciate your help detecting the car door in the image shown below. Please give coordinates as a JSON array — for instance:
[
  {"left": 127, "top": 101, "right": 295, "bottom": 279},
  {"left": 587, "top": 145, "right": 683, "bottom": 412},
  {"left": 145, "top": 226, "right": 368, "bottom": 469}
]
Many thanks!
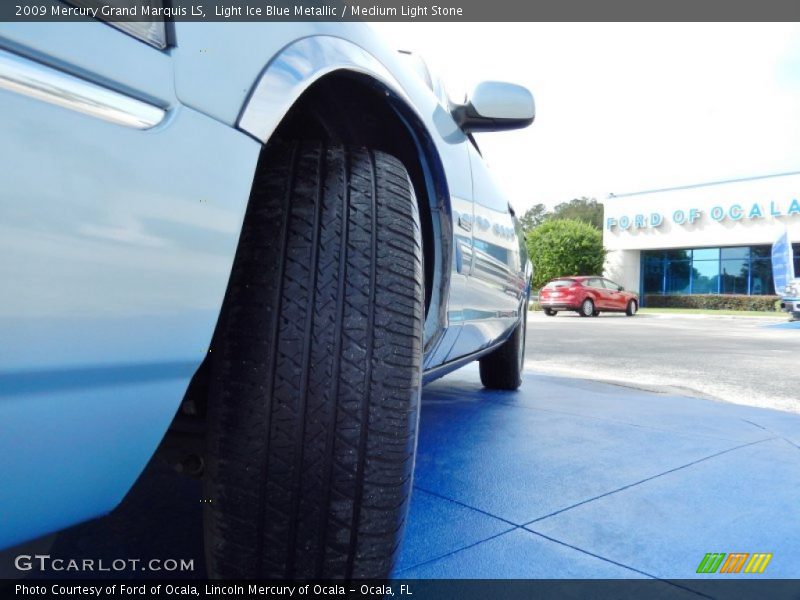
[
  {"left": 0, "top": 21, "right": 264, "bottom": 549},
  {"left": 424, "top": 193, "right": 474, "bottom": 368},
  {"left": 602, "top": 278, "right": 627, "bottom": 310},
  {"left": 447, "top": 141, "right": 526, "bottom": 358},
  {"left": 586, "top": 277, "right": 609, "bottom": 309}
]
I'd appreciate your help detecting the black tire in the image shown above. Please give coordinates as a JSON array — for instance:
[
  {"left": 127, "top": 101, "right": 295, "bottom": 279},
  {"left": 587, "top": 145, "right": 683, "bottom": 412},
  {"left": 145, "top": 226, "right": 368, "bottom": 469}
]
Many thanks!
[
  {"left": 204, "top": 142, "right": 424, "bottom": 579},
  {"left": 592, "top": 309, "right": 600, "bottom": 317},
  {"left": 579, "top": 298, "right": 595, "bottom": 317},
  {"left": 626, "top": 300, "right": 638, "bottom": 317},
  {"left": 479, "top": 313, "right": 527, "bottom": 390},
  {"left": 543, "top": 308, "right": 556, "bottom": 316}
]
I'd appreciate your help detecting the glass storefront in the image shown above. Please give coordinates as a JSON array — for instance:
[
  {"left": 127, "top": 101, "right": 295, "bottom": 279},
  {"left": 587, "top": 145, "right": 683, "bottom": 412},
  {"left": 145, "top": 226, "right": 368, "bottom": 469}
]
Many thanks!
[
  {"left": 796, "top": 244, "right": 800, "bottom": 278},
  {"left": 641, "top": 243, "right": 800, "bottom": 297}
]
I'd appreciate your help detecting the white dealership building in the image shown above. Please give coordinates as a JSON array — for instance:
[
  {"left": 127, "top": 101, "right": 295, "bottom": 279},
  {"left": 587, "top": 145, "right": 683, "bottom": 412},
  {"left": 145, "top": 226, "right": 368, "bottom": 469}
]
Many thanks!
[{"left": 603, "top": 172, "right": 800, "bottom": 303}]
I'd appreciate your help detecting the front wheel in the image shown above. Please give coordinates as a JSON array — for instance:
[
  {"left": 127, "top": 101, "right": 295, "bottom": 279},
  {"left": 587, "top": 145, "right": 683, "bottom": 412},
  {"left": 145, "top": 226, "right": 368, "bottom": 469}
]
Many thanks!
[
  {"left": 626, "top": 300, "right": 638, "bottom": 316},
  {"left": 204, "top": 142, "right": 424, "bottom": 579},
  {"left": 579, "top": 298, "right": 595, "bottom": 317},
  {"left": 543, "top": 308, "right": 557, "bottom": 316},
  {"left": 479, "top": 313, "right": 527, "bottom": 390}
]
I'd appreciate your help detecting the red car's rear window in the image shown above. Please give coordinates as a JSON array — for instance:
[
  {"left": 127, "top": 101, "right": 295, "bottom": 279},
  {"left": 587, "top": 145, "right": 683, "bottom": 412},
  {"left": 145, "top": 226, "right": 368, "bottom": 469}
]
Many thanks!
[{"left": 544, "top": 279, "right": 577, "bottom": 289}]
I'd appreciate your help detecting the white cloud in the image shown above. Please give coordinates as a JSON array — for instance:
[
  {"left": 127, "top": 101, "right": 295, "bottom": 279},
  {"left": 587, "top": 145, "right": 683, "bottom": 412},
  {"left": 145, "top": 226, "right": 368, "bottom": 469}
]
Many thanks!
[{"left": 372, "top": 23, "right": 800, "bottom": 213}]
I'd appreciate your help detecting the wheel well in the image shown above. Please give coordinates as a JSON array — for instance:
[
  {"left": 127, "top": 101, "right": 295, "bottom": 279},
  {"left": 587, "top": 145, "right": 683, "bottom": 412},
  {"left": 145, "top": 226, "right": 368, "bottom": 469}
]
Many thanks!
[
  {"left": 269, "top": 72, "right": 437, "bottom": 313},
  {"left": 161, "top": 72, "right": 446, "bottom": 464}
]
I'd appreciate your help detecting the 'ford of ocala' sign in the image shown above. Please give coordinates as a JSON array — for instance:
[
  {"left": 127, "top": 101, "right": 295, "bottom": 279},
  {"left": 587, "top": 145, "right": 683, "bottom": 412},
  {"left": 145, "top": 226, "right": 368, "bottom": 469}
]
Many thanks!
[{"left": 607, "top": 199, "right": 800, "bottom": 231}]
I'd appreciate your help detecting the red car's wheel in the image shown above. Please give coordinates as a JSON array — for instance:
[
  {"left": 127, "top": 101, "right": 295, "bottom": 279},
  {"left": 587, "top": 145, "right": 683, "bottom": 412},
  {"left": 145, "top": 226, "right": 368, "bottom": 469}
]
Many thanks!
[{"left": 579, "top": 298, "right": 594, "bottom": 317}]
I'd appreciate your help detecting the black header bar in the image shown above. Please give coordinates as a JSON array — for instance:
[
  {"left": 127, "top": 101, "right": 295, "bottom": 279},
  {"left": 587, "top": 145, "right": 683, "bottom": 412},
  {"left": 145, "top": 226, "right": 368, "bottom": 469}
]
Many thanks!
[{"left": 3, "top": 0, "right": 800, "bottom": 22}]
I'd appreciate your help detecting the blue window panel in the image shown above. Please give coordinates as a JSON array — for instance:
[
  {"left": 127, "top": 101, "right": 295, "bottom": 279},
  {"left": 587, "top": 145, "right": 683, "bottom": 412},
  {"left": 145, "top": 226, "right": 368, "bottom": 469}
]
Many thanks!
[
  {"left": 750, "top": 259, "right": 774, "bottom": 295},
  {"left": 692, "top": 260, "right": 720, "bottom": 294},
  {"left": 666, "top": 260, "right": 691, "bottom": 294},
  {"left": 720, "top": 259, "right": 748, "bottom": 294}
]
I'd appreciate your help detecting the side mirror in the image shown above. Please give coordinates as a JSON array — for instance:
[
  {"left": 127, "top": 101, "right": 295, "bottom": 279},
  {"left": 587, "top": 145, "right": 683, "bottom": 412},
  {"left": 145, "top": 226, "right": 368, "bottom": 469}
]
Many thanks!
[
  {"left": 618, "top": 286, "right": 625, "bottom": 292},
  {"left": 452, "top": 81, "right": 535, "bottom": 133}
]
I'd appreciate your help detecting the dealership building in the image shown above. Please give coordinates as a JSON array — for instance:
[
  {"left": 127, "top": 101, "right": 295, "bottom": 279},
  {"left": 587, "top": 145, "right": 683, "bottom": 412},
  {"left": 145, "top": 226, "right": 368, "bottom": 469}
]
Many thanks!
[{"left": 603, "top": 172, "right": 800, "bottom": 303}]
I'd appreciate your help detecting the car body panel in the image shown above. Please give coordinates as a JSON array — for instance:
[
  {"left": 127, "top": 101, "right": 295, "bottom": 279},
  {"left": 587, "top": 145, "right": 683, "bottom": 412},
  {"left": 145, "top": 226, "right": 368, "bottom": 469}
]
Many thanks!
[
  {"left": 423, "top": 194, "right": 472, "bottom": 370},
  {"left": 449, "top": 144, "right": 526, "bottom": 355},
  {"left": 172, "top": 23, "right": 474, "bottom": 209},
  {"left": 0, "top": 70, "right": 260, "bottom": 548},
  {"left": 0, "top": 22, "right": 530, "bottom": 550},
  {"left": 0, "top": 22, "right": 175, "bottom": 107}
]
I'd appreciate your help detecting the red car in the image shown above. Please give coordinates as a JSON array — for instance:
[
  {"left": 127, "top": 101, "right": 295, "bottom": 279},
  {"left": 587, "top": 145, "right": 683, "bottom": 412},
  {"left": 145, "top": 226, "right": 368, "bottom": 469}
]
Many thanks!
[{"left": 539, "top": 276, "right": 639, "bottom": 317}]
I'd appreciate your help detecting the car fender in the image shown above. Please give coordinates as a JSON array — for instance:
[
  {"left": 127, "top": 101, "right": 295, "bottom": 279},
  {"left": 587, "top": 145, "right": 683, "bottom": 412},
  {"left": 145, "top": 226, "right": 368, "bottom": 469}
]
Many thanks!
[
  {"left": 173, "top": 25, "right": 475, "bottom": 359},
  {"left": 172, "top": 24, "right": 472, "bottom": 202}
]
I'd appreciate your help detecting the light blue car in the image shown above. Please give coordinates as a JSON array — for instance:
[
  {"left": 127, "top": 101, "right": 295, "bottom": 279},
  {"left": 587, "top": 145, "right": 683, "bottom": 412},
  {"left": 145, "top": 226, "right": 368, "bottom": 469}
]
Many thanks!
[{"left": 0, "top": 17, "right": 533, "bottom": 578}]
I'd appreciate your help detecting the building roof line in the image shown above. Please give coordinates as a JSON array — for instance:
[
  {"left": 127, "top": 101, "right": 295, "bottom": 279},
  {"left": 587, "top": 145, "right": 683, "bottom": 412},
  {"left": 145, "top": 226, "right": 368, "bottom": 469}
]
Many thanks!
[{"left": 607, "top": 170, "right": 800, "bottom": 199}]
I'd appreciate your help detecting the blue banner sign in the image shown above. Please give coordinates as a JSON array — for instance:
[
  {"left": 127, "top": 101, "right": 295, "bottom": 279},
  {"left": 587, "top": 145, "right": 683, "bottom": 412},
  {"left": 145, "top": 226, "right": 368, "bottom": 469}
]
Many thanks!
[{"left": 772, "top": 230, "right": 795, "bottom": 294}]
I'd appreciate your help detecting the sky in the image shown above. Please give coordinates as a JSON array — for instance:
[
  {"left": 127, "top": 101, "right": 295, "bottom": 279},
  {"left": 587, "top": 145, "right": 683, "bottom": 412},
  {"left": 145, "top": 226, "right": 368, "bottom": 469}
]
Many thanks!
[{"left": 372, "top": 23, "right": 800, "bottom": 214}]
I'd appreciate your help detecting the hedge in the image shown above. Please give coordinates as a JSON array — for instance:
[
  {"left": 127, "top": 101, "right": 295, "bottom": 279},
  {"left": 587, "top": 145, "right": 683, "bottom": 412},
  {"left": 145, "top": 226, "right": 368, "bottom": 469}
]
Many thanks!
[
  {"left": 526, "top": 219, "right": 605, "bottom": 289},
  {"left": 644, "top": 294, "right": 780, "bottom": 312}
]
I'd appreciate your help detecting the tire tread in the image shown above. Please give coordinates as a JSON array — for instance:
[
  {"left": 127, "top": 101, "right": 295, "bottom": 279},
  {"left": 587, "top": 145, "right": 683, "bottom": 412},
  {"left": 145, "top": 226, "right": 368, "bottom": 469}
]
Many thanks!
[{"left": 204, "top": 142, "right": 423, "bottom": 579}]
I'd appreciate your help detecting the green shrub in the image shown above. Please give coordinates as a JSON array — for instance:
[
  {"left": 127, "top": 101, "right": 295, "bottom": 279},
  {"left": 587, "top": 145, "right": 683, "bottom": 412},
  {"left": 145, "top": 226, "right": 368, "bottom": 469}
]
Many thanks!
[
  {"left": 644, "top": 294, "right": 780, "bottom": 312},
  {"left": 526, "top": 219, "right": 606, "bottom": 289}
]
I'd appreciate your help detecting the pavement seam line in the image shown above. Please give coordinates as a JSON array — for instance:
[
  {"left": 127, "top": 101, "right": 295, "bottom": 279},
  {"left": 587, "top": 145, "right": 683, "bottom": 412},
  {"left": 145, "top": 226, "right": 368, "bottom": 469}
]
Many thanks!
[
  {"left": 741, "top": 418, "right": 800, "bottom": 452},
  {"left": 413, "top": 486, "right": 522, "bottom": 527},
  {"left": 521, "top": 528, "right": 658, "bottom": 579},
  {"left": 782, "top": 437, "right": 800, "bottom": 451},
  {"left": 523, "top": 437, "right": 776, "bottom": 525},
  {"left": 522, "top": 529, "right": 713, "bottom": 599},
  {"left": 394, "top": 526, "right": 519, "bottom": 575}
]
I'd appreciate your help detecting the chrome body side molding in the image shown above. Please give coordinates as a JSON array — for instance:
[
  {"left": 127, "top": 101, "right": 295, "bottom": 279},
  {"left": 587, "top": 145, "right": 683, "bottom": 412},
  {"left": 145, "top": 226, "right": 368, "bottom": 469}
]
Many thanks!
[{"left": 0, "top": 48, "right": 165, "bottom": 129}]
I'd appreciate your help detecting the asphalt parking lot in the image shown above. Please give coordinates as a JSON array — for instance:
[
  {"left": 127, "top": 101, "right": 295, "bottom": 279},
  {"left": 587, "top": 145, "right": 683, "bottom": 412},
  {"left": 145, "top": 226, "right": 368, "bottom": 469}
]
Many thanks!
[
  {"left": 5, "top": 315, "right": 800, "bottom": 584},
  {"left": 525, "top": 310, "right": 799, "bottom": 413}
]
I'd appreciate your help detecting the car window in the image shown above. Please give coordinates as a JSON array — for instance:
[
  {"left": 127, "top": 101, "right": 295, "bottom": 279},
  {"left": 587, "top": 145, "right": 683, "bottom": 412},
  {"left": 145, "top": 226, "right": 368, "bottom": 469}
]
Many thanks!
[
  {"left": 587, "top": 278, "right": 604, "bottom": 289},
  {"left": 602, "top": 279, "right": 622, "bottom": 290},
  {"left": 544, "top": 279, "right": 574, "bottom": 289}
]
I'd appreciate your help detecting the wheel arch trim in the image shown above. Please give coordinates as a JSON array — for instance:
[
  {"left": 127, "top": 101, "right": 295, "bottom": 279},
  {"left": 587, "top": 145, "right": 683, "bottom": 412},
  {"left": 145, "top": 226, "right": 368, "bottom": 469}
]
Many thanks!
[{"left": 238, "top": 35, "right": 415, "bottom": 145}]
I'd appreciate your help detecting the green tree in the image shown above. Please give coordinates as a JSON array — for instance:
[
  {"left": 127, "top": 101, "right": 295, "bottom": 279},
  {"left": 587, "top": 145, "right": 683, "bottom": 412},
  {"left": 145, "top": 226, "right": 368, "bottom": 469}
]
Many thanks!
[
  {"left": 527, "top": 219, "right": 606, "bottom": 289},
  {"left": 519, "top": 203, "right": 548, "bottom": 233},
  {"left": 551, "top": 197, "right": 603, "bottom": 230}
]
